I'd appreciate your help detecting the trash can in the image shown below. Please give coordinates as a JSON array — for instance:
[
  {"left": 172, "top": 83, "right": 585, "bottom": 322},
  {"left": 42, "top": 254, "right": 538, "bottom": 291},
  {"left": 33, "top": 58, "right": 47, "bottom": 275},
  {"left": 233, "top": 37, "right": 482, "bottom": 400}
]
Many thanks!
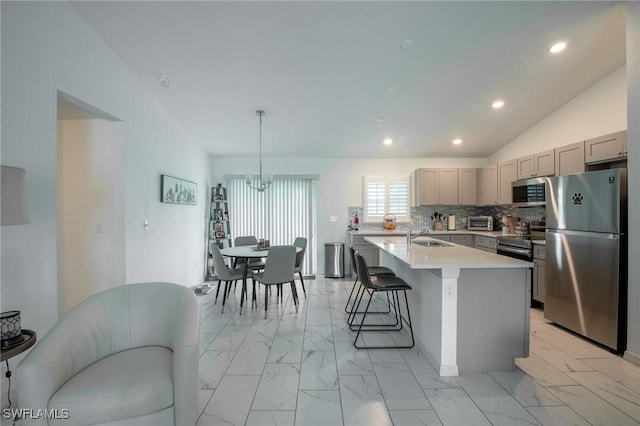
[{"left": 324, "top": 242, "right": 345, "bottom": 278}]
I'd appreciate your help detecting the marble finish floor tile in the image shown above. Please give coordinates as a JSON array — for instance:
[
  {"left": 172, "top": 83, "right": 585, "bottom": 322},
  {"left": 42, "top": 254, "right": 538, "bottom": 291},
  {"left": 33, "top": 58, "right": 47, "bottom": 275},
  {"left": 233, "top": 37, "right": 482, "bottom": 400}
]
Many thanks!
[
  {"left": 246, "top": 410, "right": 295, "bottom": 426},
  {"left": 525, "top": 406, "right": 591, "bottom": 426},
  {"left": 515, "top": 353, "right": 580, "bottom": 387},
  {"left": 489, "top": 371, "right": 563, "bottom": 407},
  {"left": 372, "top": 362, "right": 432, "bottom": 410},
  {"left": 334, "top": 340, "right": 375, "bottom": 376},
  {"left": 340, "top": 375, "right": 393, "bottom": 426},
  {"left": 226, "top": 340, "right": 271, "bottom": 375},
  {"left": 424, "top": 388, "right": 492, "bottom": 426},
  {"left": 252, "top": 363, "right": 301, "bottom": 410},
  {"left": 197, "top": 375, "right": 260, "bottom": 426},
  {"left": 199, "top": 350, "right": 236, "bottom": 390},
  {"left": 582, "top": 357, "right": 640, "bottom": 395},
  {"left": 195, "top": 281, "right": 640, "bottom": 426},
  {"left": 456, "top": 374, "right": 541, "bottom": 425},
  {"left": 296, "top": 390, "right": 343, "bottom": 426},
  {"left": 268, "top": 335, "right": 304, "bottom": 364},
  {"left": 545, "top": 385, "right": 639, "bottom": 425},
  {"left": 388, "top": 409, "right": 443, "bottom": 426},
  {"left": 565, "top": 371, "right": 640, "bottom": 422},
  {"left": 300, "top": 350, "right": 339, "bottom": 390},
  {"left": 303, "top": 325, "right": 335, "bottom": 350}
]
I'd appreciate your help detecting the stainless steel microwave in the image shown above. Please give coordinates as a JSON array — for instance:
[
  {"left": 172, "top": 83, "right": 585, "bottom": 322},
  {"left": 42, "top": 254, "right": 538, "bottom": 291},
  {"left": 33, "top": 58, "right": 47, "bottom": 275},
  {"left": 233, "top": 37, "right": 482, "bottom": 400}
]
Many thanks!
[
  {"left": 512, "top": 177, "right": 546, "bottom": 207},
  {"left": 468, "top": 216, "right": 493, "bottom": 231}
]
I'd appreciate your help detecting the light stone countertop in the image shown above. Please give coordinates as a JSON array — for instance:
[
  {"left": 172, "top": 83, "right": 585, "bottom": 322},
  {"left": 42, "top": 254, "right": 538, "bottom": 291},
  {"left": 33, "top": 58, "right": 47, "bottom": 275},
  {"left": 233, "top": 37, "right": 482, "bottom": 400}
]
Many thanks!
[
  {"left": 532, "top": 240, "right": 546, "bottom": 245},
  {"left": 365, "top": 236, "right": 533, "bottom": 269},
  {"left": 348, "top": 229, "right": 519, "bottom": 238}
]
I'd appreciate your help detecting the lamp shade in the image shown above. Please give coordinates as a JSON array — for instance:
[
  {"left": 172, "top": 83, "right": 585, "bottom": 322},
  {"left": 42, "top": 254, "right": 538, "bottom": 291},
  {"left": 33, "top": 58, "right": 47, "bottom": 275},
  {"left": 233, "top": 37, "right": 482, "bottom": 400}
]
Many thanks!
[{"left": 1, "top": 165, "right": 30, "bottom": 226}]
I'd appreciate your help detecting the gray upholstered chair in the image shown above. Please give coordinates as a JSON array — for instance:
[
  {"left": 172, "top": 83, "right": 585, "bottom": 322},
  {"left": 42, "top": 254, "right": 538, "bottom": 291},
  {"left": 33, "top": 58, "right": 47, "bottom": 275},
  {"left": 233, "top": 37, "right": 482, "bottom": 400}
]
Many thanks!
[
  {"left": 211, "top": 243, "right": 250, "bottom": 313},
  {"left": 17, "top": 282, "right": 199, "bottom": 426},
  {"left": 234, "top": 235, "right": 266, "bottom": 271},
  {"left": 252, "top": 245, "right": 298, "bottom": 318},
  {"left": 293, "top": 237, "right": 308, "bottom": 298}
]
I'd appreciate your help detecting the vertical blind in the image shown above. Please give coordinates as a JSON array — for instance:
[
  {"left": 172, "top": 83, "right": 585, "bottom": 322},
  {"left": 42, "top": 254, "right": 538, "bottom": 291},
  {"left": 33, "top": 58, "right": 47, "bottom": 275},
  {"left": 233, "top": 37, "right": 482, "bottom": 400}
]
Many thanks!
[{"left": 225, "top": 176, "right": 316, "bottom": 275}]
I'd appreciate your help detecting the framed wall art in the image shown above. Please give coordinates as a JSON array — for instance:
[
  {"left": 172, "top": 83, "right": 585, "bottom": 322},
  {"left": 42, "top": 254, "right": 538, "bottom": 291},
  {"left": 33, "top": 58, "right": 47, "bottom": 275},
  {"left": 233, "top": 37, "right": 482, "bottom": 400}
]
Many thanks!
[{"left": 161, "top": 174, "right": 197, "bottom": 205}]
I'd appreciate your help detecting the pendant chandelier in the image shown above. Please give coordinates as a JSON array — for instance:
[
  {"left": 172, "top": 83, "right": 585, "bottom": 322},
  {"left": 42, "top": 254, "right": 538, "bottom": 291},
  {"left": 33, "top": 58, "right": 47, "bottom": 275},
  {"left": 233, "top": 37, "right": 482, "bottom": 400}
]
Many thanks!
[{"left": 246, "top": 109, "right": 273, "bottom": 192}]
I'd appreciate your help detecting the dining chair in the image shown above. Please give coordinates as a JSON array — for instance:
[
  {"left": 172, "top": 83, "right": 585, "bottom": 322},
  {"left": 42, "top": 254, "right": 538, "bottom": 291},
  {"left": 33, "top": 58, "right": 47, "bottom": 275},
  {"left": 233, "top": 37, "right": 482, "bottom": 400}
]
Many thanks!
[
  {"left": 234, "top": 235, "right": 266, "bottom": 271},
  {"left": 293, "top": 237, "right": 308, "bottom": 298},
  {"left": 350, "top": 252, "right": 415, "bottom": 349},
  {"left": 345, "top": 246, "right": 395, "bottom": 314},
  {"left": 251, "top": 245, "right": 298, "bottom": 318},
  {"left": 211, "top": 244, "right": 250, "bottom": 314}
]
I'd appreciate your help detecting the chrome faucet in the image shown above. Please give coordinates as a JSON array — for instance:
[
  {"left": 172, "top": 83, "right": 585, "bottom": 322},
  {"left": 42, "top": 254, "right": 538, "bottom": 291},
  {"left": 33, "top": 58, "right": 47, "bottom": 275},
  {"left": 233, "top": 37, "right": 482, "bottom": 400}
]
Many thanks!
[{"left": 406, "top": 227, "right": 430, "bottom": 245}]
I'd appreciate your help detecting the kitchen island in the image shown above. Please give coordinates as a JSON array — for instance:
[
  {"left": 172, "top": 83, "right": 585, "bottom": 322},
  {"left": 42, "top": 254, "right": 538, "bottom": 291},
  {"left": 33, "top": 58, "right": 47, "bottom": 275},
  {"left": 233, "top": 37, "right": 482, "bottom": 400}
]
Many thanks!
[{"left": 364, "top": 236, "right": 532, "bottom": 376}]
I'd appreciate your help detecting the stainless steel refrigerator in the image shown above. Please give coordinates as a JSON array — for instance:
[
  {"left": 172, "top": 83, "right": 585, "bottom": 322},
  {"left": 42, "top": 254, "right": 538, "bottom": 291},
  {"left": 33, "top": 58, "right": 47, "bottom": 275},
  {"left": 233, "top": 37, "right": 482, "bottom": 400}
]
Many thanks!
[{"left": 545, "top": 168, "right": 627, "bottom": 352}]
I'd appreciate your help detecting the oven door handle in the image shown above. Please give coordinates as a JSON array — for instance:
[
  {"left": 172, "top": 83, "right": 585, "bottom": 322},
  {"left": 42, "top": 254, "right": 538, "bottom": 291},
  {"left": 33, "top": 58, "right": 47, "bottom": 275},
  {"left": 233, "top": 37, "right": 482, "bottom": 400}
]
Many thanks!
[{"left": 497, "top": 246, "right": 531, "bottom": 257}]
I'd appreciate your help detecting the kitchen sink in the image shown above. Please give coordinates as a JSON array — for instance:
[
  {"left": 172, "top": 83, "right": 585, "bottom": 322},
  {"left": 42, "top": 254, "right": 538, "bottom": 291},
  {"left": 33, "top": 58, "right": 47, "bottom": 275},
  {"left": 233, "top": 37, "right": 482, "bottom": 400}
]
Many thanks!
[{"left": 412, "top": 240, "right": 453, "bottom": 247}]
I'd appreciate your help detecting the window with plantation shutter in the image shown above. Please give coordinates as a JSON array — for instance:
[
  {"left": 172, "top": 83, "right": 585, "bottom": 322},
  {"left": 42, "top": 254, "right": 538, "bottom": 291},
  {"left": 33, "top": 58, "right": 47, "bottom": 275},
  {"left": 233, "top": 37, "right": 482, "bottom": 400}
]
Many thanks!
[{"left": 362, "top": 176, "right": 410, "bottom": 223}]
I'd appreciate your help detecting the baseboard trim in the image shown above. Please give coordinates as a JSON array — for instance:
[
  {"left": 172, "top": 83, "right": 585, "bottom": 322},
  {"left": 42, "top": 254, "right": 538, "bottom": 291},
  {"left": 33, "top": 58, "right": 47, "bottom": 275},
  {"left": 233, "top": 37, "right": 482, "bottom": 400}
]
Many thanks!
[{"left": 623, "top": 350, "right": 640, "bottom": 367}]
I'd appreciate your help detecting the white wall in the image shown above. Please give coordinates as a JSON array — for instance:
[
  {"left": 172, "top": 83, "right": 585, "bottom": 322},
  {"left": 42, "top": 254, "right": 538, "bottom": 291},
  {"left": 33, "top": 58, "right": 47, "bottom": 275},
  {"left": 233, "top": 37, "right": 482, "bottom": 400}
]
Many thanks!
[
  {"left": 210, "top": 156, "right": 486, "bottom": 274},
  {"left": 625, "top": 1, "right": 640, "bottom": 366},
  {"left": 489, "top": 66, "right": 627, "bottom": 163},
  {"left": 1, "top": 0, "right": 210, "bottom": 360}
]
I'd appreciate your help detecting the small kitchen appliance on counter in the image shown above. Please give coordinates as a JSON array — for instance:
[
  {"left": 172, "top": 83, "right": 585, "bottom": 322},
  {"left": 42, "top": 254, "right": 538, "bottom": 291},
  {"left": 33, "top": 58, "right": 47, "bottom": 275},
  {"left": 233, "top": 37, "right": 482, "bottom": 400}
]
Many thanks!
[{"left": 467, "top": 216, "right": 493, "bottom": 231}]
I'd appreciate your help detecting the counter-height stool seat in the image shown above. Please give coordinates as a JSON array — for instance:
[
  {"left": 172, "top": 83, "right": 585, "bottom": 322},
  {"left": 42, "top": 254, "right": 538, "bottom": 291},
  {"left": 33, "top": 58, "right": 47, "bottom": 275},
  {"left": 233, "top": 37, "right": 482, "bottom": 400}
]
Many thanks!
[
  {"left": 345, "top": 246, "right": 395, "bottom": 314},
  {"left": 350, "top": 252, "right": 415, "bottom": 350}
]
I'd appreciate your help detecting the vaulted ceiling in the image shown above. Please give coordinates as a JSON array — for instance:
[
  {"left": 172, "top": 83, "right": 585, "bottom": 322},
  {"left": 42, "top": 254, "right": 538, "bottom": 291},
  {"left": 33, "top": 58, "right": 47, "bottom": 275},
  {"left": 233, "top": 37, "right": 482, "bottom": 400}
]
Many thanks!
[{"left": 71, "top": 1, "right": 626, "bottom": 158}]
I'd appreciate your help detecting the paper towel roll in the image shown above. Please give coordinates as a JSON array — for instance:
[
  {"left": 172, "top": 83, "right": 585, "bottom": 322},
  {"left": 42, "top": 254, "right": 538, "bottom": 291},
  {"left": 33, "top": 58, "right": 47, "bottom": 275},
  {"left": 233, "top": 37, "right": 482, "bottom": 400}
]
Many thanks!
[{"left": 447, "top": 214, "right": 456, "bottom": 230}]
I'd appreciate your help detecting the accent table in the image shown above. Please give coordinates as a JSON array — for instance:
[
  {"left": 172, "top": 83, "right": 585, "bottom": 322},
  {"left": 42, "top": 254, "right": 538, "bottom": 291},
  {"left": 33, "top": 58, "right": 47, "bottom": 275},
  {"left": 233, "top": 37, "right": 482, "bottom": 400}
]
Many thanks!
[
  {"left": 2, "top": 329, "right": 37, "bottom": 418},
  {"left": 1, "top": 329, "right": 36, "bottom": 362}
]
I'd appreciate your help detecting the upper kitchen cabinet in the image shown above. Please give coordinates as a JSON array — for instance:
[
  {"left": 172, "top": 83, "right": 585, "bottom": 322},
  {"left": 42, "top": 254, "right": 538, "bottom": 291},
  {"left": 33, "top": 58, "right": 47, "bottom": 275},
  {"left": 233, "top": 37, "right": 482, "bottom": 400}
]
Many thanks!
[
  {"left": 555, "top": 141, "right": 585, "bottom": 176},
  {"left": 458, "top": 168, "right": 478, "bottom": 205},
  {"left": 517, "top": 149, "right": 555, "bottom": 180},
  {"left": 482, "top": 164, "right": 499, "bottom": 205},
  {"left": 585, "top": 130, "right": 627, "bottom": 164},
  {"left": 415, "top": 168, "right": 459, "bottom": 205},
  {"left": 498, "top": 160, "right": 517, "bottom": 204}
]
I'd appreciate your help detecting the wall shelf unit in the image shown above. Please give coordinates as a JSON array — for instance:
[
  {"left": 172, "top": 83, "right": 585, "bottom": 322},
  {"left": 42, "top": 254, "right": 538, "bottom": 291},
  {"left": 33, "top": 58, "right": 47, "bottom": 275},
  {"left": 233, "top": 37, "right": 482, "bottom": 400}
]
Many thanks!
[{"left": 207, "top": 184, "right": 232, "bottom": 280}]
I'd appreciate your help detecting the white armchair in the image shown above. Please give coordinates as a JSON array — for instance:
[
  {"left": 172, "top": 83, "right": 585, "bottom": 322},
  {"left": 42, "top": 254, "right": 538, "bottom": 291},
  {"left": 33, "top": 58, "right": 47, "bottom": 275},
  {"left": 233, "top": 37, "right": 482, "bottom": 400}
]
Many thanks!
[{"left": 17, "top": 282, "right": 199, "bottom": 426}]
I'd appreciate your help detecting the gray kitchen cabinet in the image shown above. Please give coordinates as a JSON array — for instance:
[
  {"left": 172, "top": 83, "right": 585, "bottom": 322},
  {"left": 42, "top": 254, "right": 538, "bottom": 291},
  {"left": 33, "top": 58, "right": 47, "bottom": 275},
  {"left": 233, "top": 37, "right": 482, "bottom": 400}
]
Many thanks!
[
  {"left": 474, "top": 235, "right": 497, "bottom": 253},
  {"left": 429, "top": 234, "right": 451, "bottom": 242},
  {"left": 415, "top": 168, "right": 459, "bottom": 205},
  {"left": 555, "top": 141, "right": 585, "bottom": 176},
  {"left": 458, "top": 168, "right": 478, "bottom": 205},
  {"left": 451, "top": 234, "right": 474, "bottom": 247},
  {"left": 533, "top": 244, "right": 546, "bottom": 303},
  {"left": 348, "top": 233, "right": 380, "bottom": 278},
  {"left": 483, "top": 164, "right": 499, "bottom": 205},
  {"left": 517, "top": 149, "right": 555, "bottom": 179},
  {"left": 584, "top": 130, "right": 627, "bottom": 164},
  {"left": 498, "top": 160, "right": 517, "bottom": 204}
]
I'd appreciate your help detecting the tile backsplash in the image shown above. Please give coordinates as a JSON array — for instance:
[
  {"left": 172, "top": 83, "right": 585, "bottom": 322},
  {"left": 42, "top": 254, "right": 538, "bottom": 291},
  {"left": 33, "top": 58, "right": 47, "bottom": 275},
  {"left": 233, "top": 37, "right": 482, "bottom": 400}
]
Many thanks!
[{"left": 348, "top": 205, "right": 545, "bottom": 232}]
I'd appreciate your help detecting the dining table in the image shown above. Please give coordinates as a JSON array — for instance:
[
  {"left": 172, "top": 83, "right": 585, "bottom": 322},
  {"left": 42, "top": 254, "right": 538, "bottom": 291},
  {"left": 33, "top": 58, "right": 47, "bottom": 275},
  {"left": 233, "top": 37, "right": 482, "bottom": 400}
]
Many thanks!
[{"left": 219, "top": 245, "right": 301, "bottom": 313}]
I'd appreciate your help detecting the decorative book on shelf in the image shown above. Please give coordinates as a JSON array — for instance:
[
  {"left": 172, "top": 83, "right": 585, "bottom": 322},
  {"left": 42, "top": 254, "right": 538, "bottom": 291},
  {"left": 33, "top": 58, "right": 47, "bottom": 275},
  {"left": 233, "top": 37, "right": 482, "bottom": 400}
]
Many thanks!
[{"left": 206, "top": 184, "right": 232, "bottom": 279}]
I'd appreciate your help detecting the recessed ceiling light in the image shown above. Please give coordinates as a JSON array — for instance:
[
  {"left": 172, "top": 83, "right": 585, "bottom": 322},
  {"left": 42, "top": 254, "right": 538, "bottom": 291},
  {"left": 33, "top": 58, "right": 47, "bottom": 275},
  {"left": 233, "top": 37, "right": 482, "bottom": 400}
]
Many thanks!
[
  {"left": 383, "top": 138, "right": 394, "bottom": 146},
  {"left": 401, "top": 39, "right": 415, "bottom": 50},
  {"left": 377, "top": 115, "right": 385, "bottom": 123},
  {"left": 159, "top": 76, "right": 170, "bottom": 87},
  {"left": 549, "top": 41, "right": 567, "bottom": 54},
  {"left": 452, "top": 138, "right": 463, "bottom": 145},
  {"left": 492, "top": 99, "right": 505, "bottom": 109}
]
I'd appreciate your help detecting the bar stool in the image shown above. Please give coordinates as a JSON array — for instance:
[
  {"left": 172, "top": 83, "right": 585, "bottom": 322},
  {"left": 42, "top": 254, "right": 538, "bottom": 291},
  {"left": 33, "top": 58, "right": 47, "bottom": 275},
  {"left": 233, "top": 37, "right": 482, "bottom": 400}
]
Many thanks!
[
  {"left": 345, "top": 246, "right": 395, "bottom": 314},
  {"left": 350, "top": 252, "right": 415, "bottom": 349}
]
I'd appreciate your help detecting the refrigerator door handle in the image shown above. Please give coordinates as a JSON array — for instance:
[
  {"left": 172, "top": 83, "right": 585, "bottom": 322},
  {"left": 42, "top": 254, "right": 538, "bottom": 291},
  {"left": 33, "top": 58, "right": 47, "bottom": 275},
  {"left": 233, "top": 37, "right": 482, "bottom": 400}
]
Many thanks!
[{"left": 546, "top": 229, "right": 620, "bottom": 239}]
